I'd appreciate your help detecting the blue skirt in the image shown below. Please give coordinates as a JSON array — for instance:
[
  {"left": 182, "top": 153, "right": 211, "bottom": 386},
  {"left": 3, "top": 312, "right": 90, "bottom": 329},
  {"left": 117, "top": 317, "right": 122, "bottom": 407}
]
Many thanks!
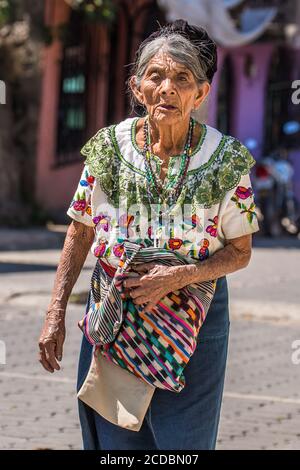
[{"left": 76, "top": 276, "right": 230, "bottom": 450}]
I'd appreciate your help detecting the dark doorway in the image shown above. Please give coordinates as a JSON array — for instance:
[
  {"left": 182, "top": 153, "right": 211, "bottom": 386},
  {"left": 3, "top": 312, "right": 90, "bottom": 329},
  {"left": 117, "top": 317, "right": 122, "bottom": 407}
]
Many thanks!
[{"left": 217, "top": 55, "right": 233, "bottom": 135}]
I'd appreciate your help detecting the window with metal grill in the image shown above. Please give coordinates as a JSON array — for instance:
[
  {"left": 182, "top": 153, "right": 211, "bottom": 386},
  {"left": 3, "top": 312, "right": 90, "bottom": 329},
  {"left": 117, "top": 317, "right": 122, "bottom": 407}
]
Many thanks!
[{"left": 56, "top": 10, "right": 89, "bottom": 165}]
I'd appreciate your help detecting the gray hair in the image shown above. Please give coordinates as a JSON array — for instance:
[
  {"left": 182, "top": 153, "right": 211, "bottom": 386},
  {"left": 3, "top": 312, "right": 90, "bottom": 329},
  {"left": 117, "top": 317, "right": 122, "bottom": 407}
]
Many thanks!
[{"left": 128, "top": 33, "right": 209, "bottom": 111}]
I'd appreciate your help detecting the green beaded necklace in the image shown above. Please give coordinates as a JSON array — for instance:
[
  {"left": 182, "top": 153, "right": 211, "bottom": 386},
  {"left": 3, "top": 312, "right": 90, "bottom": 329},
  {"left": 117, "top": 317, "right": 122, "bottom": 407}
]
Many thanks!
[{"left": 142, "top": 115, "right": 195, "bottom": 218}]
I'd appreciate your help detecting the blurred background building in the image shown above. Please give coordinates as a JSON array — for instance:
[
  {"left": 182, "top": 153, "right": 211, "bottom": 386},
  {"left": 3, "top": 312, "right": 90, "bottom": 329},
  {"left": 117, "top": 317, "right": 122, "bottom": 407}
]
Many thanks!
[{"left": 0, "top": 0, "right": 299, "bottom": 229}]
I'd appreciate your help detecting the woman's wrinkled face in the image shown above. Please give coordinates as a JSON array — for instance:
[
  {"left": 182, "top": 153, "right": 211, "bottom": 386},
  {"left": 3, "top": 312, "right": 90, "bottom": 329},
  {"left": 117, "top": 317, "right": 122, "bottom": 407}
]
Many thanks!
[{"left": 131, "top": 51, "right": 210, "bottom": 125}]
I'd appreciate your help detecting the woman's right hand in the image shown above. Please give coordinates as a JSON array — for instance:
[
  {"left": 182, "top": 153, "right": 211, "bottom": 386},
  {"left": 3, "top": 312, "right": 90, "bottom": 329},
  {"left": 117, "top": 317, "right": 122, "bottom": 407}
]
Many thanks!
[{"left": 38, "top": 308, "right": 66, "bottom": 373}]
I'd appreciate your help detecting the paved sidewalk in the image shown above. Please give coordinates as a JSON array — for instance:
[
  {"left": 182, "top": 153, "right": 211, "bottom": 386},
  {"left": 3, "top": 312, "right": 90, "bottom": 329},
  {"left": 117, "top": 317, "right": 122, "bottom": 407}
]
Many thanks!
[
  {"left": 0, "top": 235, "right": 299, "bottom": 450},
  {"left": 1, "top": 308, "right": 299, "bottom": 450}
]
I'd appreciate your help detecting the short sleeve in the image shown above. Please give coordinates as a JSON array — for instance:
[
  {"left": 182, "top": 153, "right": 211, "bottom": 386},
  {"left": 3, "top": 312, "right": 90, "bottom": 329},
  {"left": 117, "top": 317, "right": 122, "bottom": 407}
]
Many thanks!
[
  {"left": 66, "top": 164, "right": 95, "bottom": 227},
  {"left": 220, "top": 172, "right": 260, "bottom": 240}
]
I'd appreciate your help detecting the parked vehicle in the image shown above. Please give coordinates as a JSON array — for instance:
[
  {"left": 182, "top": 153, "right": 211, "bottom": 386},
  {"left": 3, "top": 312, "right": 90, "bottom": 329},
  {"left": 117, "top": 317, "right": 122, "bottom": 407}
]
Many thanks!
[{"left": 253, "top": 149, "right": 300, "bottom": 237}]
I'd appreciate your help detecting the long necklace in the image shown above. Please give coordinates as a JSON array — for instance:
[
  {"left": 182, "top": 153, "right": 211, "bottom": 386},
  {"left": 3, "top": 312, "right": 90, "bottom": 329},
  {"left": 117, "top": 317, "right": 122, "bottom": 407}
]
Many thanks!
[{"left": 142, "top": 115, "right": 194, "bottom": 218}]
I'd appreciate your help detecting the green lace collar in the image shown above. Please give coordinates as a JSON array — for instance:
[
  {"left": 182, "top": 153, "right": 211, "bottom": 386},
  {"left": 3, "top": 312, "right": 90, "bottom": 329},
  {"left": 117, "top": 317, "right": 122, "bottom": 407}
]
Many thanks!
[{"left": 80, "top": 121, "right": 256, "bottom": 210}]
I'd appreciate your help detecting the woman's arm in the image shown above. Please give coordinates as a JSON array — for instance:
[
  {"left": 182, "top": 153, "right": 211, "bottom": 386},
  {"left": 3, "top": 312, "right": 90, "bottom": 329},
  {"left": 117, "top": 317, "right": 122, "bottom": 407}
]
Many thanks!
[
  {"left": 123, "top": 234, "right": 252, "bottom": 311},
  {"left": 38, "top": 221, "right": 94, "bottom": 373},
  {"left": 177, "top": 234, "right": 252, "bottom": 286}
]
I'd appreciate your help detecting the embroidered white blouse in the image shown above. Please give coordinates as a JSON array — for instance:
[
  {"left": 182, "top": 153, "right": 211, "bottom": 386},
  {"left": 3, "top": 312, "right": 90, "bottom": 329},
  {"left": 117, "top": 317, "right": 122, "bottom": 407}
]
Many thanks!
[{"left": 67, "top": 117, "right": 260, "bottom": 263}]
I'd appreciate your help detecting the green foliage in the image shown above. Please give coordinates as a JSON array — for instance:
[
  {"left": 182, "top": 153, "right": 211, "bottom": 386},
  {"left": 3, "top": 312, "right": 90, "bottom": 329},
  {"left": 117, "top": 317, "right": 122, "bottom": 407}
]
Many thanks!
[
  {"left": 0, "top": 0, "right": 12, "bottom": 27},
  {"left": 65, "top": 0, "right": 116, "bottom": 23},
  {"left": 42, "top": 1, "right": 117, "bottom": 46}
]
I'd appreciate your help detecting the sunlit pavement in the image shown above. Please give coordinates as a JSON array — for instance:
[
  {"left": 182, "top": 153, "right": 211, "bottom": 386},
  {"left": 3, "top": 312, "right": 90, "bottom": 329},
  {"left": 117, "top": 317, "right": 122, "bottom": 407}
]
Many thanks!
[{"left": 0, "top": 230, "right": 299, "bottom": 450}]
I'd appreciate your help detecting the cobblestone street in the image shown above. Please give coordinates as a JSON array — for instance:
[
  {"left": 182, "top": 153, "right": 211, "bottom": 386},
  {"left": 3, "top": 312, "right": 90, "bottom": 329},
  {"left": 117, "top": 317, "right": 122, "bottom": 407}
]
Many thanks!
[{"left": 0, "top": 231, "right": 300, "bottom": 450}]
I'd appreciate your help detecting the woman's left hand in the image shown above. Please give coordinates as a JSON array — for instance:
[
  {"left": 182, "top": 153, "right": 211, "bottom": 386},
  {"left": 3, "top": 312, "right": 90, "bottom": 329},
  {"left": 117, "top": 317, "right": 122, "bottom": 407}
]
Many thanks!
[{"left": 122, "top": 263, "right": 186, "bottom": 313}]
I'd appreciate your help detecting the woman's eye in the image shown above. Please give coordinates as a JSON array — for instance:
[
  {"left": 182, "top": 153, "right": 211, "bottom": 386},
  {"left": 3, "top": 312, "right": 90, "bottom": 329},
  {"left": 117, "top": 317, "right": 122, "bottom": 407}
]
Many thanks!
[
  {"left": 150, "top": 74, "right": 161, "bottom": 80},
  {"left": 178, "top": 76, "right": 188, "bottom": 81}
]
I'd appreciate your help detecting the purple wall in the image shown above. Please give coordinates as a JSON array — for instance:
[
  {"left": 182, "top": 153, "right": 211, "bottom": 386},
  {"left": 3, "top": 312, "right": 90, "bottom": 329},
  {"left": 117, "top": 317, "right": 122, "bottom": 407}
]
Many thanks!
[{"left": 229, "top": 44, "right": 274, "bottom": 160}]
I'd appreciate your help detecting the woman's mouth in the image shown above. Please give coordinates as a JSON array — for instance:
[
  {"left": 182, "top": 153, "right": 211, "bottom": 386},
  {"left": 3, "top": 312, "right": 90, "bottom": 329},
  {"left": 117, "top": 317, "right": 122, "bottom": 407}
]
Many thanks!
[{"left": 158, "top": 104, "right": 178, "bottom": 111}]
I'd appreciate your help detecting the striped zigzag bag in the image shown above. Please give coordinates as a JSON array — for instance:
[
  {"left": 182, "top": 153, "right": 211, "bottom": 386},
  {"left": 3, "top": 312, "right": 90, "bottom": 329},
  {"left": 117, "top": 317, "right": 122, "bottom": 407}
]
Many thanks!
[{"left": 78, "top": 240, "right": 217, "bottom": 393}]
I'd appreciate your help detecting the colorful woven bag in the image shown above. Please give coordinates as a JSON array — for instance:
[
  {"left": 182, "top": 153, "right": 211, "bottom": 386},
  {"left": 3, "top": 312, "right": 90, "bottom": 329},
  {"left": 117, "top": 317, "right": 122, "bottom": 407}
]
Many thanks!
[{"left": 78, "top": 240, "right": 217, "bottom": 393}]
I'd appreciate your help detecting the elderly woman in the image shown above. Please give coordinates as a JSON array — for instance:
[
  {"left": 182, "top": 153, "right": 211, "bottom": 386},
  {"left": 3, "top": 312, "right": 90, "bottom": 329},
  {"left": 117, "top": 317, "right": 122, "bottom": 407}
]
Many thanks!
[{"left": 38, "top": 20, "right": 259, "bottom": 450}]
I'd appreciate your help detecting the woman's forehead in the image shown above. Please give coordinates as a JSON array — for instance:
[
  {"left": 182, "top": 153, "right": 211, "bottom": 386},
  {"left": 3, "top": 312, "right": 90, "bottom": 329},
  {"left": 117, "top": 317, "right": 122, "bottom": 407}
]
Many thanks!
[{"left": 146, "top": 51, "right": 190, "bottom": 73}]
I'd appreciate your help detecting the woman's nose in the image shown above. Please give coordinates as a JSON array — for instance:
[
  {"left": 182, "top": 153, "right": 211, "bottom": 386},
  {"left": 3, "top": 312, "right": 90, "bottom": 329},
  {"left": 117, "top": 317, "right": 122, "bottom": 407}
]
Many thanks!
[{"left": 160, "top": 79, "right": 175, "bottom": 95}]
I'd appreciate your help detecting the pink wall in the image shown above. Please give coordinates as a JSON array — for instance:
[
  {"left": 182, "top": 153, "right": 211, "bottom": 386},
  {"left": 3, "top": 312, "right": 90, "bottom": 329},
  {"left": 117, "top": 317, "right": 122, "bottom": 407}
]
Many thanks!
[
  {"left": 36, "top": 0, "right": 76, "bottom": 219},
  {"left": 35, "top": 0, "right": 110, "bottom": 221}
]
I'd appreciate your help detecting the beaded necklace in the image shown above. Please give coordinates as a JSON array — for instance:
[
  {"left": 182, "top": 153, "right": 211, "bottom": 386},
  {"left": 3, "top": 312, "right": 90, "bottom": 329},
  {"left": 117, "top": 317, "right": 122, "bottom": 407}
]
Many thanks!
[{"left": 142, "top": 115, "right": 195, "bottom": 218}]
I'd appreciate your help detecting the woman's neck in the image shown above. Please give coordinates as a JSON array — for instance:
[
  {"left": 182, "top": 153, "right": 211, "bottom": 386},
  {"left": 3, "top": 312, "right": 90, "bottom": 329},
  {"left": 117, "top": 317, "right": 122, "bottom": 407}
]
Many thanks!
[
  {"left": 147, "top": 116, "right": 191, "bottom": 157},
  {"left": 136, "top": 116, "right": 201, "bottom": 160}
]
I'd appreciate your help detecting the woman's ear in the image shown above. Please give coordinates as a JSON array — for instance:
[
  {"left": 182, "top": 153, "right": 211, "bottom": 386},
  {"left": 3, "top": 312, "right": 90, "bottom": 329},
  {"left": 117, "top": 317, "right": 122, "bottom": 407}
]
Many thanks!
[
  {"left": 194, "top": 82, "right": 211, "bottom": 110},
  {"left": 130, "top": 76, "right": 144, "bottom": 106}
]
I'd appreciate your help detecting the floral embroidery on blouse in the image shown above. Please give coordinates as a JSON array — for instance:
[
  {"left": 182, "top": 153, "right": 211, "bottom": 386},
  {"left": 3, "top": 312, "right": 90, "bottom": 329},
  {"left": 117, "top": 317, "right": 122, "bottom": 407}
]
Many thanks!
[
  {"left": 69, "top": 167, "right": 94, "bottom": 217},
  {"left": 112, "top": 242, "right": 125, "bottom": 258},
  {"left": 206, "top": 216, "right": 218, "bottom": 237},
  {"left": 198, "top": 238, "right": 210, "bottom": 261},
  {"left": 92, "top": 213, "right": 111, "bottom": 231},
  {"left": 231, "top": 187, "right": 258, "bottom": 225},
  {"left": 182, "top": 213, "right": 203, "bottom": 234},
  {"left": 118, "top": 214, "right": 135, "bottom": 238},
  {"left": 235, "top": 186, "right": 253, "bottom": 199},
  {"left": 167, "top": 237, "right": 184, "bottom": 250},
  {"left": 94, "top": 238, "right": 109, "bottom": 257}
]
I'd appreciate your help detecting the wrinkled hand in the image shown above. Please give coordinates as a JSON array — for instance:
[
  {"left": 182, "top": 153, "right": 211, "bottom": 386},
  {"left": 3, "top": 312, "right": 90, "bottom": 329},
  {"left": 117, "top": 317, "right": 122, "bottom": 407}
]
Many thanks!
[
  {"left": 122, "top": 263, "right": 184, "bottom": 314},
  {"left": 38, "top": 309, "right": 66, "bottom": 373}
]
